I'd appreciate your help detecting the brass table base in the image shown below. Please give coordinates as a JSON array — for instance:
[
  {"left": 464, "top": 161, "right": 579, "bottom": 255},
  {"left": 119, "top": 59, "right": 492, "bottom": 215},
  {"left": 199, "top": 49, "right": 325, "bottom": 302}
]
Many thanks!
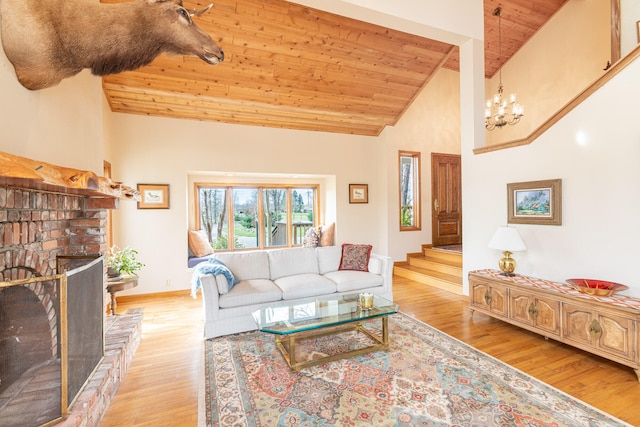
[{"left": 274, "top": 316, "right": 390, "bottom": 371}]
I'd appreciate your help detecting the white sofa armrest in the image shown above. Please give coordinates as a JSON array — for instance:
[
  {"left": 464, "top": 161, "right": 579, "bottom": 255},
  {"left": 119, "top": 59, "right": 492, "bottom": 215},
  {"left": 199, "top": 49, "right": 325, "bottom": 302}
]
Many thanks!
[
  {"left": 370, "top": 253, "right": 393, "bottom": 301},
  {"left": 199, "top": 274, "right": 222, "bottom": 337}
]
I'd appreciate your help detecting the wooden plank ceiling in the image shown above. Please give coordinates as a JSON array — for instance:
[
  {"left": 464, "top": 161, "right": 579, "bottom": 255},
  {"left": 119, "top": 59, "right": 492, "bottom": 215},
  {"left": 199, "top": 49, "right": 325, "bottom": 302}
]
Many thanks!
[{"left": 102, "top": 0, "right": 568, "bottom": 136}]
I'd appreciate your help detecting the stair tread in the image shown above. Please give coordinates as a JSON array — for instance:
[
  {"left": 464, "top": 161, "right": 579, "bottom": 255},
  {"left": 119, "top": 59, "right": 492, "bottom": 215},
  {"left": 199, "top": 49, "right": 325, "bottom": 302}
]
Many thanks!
[
  {"left": 409, "top": 254, "right": 461, "bottom": 267},
  {"left": 397, "top": 245, "right": 463, "bottom": 295},
  {"left": 394, "top": 264, "right": 462, "bottom": 284}
]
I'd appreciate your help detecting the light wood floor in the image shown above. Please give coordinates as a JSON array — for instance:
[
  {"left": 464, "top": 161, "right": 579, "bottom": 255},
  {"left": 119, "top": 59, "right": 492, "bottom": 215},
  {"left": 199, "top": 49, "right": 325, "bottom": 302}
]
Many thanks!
[{"left": 100, "top": 276, "right": 640, "bottom": 426}]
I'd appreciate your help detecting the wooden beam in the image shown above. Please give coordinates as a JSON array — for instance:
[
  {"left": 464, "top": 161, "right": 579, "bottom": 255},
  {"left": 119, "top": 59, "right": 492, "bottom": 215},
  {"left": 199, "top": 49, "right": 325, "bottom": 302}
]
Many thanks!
[{"left": 0, "top": 151, "right": 140, "bottom": 201}]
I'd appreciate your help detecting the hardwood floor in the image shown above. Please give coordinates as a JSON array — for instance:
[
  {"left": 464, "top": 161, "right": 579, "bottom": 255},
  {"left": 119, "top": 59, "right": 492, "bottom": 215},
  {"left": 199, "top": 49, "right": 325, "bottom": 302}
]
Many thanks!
[{"left": 100, "top": 277, "right": 640, "bottom": 426}]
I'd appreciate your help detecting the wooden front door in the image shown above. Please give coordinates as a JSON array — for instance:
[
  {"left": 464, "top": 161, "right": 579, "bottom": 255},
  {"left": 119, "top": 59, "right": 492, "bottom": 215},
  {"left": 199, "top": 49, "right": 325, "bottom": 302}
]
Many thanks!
[{"left": 431, "top": 153, "right": 461, "bottom": 246}]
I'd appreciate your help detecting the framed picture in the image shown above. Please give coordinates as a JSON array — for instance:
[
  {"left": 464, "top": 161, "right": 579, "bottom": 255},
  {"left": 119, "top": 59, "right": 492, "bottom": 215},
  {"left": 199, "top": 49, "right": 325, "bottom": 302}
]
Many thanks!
[
  {"left": 137, "top": 184, "right": 170, "bottom": 209},
  {"left": 507, "top": 179, "right": 561, "bottom": 225},
  {"left": 637, "top": 20, "right": 640, "bottom": 43},
  {"left": 349, "top": 184, "right": 368, "bottom": 204}
]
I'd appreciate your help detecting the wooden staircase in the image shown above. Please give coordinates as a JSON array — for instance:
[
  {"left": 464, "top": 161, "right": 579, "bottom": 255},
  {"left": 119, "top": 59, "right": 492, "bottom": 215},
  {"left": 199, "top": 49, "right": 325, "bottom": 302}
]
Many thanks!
[{"left": 393, "top": 245, "right": 462, "bottom": 295}]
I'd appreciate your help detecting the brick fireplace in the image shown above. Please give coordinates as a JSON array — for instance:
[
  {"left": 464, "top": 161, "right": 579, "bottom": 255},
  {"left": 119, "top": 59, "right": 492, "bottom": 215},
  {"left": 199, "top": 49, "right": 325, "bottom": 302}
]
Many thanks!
[
  {"left": 0, "top": 185, "right": 107, "bottom": 268},
  {"left": 0, "top": 179, "right": 141, "bottom": 426}
]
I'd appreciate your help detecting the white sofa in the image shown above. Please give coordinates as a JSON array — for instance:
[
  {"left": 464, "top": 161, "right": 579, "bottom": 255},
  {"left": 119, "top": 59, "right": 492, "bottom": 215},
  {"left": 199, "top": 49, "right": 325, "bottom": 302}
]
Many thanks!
[{"left": 196, "top": 246, "right": 393, "bottom": 338}]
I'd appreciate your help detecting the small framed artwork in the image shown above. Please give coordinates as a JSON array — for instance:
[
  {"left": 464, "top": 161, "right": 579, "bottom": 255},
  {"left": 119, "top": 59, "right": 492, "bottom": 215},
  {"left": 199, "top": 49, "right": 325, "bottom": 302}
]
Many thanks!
[
  {"left": 349, "top": 184, "right": 368, "bottom": 204},
  {"left": 507, "top": 179, "right": 562, "bottom": 225},
  {"left": 637, "top": 20, "right": 640, "bottom": 43},
  {"left": 137, "top": 184, "right": 170, "bottom": 209}
]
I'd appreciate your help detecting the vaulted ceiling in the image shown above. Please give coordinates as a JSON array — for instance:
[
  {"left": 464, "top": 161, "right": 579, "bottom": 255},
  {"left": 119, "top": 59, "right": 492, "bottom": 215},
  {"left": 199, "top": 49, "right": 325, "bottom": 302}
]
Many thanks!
[{"left": 101, "top": 0, "right": 569, "bottom": 136}]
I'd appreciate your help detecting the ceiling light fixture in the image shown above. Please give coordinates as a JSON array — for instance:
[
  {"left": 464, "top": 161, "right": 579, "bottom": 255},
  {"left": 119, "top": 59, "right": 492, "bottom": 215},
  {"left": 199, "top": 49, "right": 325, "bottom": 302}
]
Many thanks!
[{"left": 485, "top": 7, "right": 524, "bottom": 131}]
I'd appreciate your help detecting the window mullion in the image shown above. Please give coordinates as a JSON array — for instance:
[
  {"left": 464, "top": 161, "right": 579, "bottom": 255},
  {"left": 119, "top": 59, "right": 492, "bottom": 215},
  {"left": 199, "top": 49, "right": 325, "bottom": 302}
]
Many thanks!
[
  {"left": 227, "top": 187, "right": 235, "bottom": 250},
  {"left": 257, "top": 187, "right": 265, "bottom": 249},
  {"left": 286, "top": 188, "right": 293, "bottom": 247}
]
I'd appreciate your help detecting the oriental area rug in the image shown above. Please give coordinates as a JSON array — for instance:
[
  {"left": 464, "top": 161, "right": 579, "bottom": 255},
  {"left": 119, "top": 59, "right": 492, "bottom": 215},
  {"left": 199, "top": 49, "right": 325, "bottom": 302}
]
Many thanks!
[{"left": 202, "top": 313, "right": 630, "bottom": 427}]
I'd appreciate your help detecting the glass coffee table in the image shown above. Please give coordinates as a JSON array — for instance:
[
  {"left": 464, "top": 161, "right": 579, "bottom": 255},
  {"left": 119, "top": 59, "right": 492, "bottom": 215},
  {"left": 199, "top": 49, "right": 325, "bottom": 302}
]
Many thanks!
[{"left": 252, "top": 293, "right": 398, "bottom": 370}]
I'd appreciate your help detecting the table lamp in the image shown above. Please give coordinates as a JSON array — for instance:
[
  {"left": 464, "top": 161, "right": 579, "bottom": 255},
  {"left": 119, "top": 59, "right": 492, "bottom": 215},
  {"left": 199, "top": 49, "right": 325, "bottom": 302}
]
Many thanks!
[{"left": 488, "top": 226, "right": 526, "bottom": 276}]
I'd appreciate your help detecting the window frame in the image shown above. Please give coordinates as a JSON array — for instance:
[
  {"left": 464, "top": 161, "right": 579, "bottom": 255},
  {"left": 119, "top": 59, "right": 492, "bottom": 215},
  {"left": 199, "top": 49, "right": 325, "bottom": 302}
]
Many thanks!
[
  {"left": 195, "top": 183, "right": 319, "bottom": 252},
  {"left": 398, "top": 150, "right": 421, "bottom": 231}
]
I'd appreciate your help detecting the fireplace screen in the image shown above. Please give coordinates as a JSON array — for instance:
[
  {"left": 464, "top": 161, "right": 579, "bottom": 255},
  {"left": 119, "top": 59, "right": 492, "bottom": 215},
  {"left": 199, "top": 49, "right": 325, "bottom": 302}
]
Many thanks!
[{"left": 0, "top": 256, "right": 104, "bottom": 427}]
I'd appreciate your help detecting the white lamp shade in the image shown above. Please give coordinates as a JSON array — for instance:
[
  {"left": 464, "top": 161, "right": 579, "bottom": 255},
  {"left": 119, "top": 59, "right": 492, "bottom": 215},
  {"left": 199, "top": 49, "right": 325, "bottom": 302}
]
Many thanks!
[{"left": 488, "top": 226, "right": 526, "bottom": 252}]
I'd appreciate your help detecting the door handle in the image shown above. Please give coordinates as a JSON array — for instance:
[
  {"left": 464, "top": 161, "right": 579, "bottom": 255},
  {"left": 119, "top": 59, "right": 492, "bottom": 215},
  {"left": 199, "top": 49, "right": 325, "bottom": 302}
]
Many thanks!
[
  {"left": 588, "top": 319, "right": 602, "bottom": 340},
  {"left": 434, "top": 199, "right": 439, "bottom": 212},
  {"left": 484, "top": 290, "right": 492, "bottom": 305}
]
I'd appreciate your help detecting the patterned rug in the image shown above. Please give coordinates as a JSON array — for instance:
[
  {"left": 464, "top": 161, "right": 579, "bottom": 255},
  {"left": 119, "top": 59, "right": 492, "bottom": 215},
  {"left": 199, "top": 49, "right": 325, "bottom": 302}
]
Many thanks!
[{"left": 203, "top": 313, "right": 630, "bottom": 427}]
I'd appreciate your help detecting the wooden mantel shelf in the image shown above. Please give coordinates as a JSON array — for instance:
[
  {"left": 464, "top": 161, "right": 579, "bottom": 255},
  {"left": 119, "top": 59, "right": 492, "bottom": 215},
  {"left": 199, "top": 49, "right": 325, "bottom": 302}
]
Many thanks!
[{"left": 0, "top": 150, "right": 140, "bottom": 201}]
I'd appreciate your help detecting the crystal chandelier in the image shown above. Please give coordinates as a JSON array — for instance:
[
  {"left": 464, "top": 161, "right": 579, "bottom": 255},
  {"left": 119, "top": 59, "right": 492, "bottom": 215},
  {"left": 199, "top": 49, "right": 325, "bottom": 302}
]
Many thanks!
[{"left": 485, "top": 7, "right": 524, "bottom": 130}]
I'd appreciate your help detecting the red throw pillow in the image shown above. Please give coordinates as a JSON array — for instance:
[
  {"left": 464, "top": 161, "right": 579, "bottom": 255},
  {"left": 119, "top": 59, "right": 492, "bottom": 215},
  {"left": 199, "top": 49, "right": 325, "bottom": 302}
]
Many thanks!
[{"left": 338, "top": 243, "right": 372, "bottom": 272}]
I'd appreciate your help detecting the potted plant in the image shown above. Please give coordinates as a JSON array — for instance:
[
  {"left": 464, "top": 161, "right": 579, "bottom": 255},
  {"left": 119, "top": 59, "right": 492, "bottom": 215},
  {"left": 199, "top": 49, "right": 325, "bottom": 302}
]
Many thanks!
[{"left": 106, "top": 246, "right": 144, "bottom": 279}]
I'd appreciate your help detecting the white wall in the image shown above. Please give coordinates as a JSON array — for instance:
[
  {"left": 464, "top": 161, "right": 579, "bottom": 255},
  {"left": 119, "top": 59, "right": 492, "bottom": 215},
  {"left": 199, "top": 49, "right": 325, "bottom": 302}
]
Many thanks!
[
  {"left": 0, "top": 32, "right": 104, "bottom": 174},
  {"left": 104, "top": 112, "right": 387, "bottom": 295},
  {"left": 292, "top": 0, "right": 483, "bottom": 45},
  {"left": 380, "top": 68, "right": 461, "bottom": 260},
  {"left": 463, "top": 57, "right": 640, "bottom": 298},
  {"left": 485, "top": 0, "right": 610, "bottom": 145},
  {"left": 621, "top": 0, "right": 640, "bottom": 56}
]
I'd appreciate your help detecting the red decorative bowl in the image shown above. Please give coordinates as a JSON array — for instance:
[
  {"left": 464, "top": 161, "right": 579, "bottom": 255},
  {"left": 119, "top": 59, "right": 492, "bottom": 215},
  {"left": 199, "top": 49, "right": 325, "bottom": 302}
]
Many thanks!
[{"left": 566, "top": 278, "right": 628, "bottom": 297}]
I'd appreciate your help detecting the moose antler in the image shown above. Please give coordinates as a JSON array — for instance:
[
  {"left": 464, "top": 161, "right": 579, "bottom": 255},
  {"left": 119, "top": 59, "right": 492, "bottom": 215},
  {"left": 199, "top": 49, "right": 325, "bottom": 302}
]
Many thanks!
[{"left": 189, "top": 3, "right": 212, "bottom": 16}]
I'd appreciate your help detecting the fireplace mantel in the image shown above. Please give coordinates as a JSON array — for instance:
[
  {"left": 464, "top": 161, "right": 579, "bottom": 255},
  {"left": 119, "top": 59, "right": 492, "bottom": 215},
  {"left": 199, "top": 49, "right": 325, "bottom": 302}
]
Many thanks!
[{"left": 0, "top": 150, "right": 139, "bottom": 205}]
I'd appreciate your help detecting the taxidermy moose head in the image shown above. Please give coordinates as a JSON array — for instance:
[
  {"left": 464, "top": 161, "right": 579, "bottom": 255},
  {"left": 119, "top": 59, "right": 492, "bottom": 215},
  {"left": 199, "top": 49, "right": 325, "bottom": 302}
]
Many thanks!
[{"left": 0, "top": 0, "right": 224, "bottom": 90}]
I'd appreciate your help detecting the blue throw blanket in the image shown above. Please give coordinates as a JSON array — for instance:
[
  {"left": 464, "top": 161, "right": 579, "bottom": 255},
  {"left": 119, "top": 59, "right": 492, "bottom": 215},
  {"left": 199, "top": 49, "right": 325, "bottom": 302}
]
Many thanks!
[{"left": 191, "top": 258, "right": 238, "bottom": 298}]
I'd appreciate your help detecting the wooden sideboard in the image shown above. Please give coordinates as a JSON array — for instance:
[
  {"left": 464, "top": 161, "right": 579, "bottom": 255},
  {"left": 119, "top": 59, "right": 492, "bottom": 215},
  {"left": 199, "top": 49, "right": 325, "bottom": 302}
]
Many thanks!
[{"left": 469, "top": 270, "right": 640, "bottom": 382}]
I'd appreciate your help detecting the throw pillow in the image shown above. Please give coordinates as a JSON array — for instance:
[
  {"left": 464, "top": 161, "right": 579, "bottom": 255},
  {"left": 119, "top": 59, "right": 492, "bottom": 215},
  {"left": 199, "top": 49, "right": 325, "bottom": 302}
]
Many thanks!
[
  {"left": 319, "top": 222, "right": 335, "bottom": 246},
  {"left": 303, "top": 226, "right": 320, "bottom": 248},
  {"left": 188, "top": 230, "right": 214, "bottom": 257},
  {"left": 338, "top": 243, "right": 372, "bottom": 272}
]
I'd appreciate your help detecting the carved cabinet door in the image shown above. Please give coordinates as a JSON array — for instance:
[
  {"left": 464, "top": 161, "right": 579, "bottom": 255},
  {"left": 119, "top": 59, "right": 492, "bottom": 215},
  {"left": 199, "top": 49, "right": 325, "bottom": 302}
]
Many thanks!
[
  {"left": 509, "top": 289, "right": 560, "bottom": 337},
  {"left": 563, "top": 302, "right": 636, "bottom": 363},
  {"left": 470, "top": 279, "right": 508, "bottom": 318},
  {"left": 563, "top": 303, "right": 597, "bottom": 347},
  {"left": 597, "top": 311, "right": 635, "bottom": 363}
]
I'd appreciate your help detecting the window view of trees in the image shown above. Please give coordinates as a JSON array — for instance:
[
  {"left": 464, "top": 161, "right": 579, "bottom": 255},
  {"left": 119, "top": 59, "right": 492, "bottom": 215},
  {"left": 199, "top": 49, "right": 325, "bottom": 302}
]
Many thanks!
[
  {"left": 263, "top": 188, "right": 287, "bottom": 247},
  {"left": 199, "top": 187, "right": 229, "bottom": 249},
  {"left": 399, "top": 151, "right": 421, "bottom": 230},
  {"left": 197, "top": 184, "right": 318, "bottom": 251},
  {"left": 233, "top": 188, "right": 258, "bottom": 249}
]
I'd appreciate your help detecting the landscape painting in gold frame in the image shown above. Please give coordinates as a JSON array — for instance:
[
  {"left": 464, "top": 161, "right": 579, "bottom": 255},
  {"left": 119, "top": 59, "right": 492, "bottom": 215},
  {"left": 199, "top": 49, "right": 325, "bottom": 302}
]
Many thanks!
[
  {"left": 507, "top": 179, "right": 561, "bottom": 225},
  {"left": 137, "top": 184, "right": 170, "bottom": 209}
]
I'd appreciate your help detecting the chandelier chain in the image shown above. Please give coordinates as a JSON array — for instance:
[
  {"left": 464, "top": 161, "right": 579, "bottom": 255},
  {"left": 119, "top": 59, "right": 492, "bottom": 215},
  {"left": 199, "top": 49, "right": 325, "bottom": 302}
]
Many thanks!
[{"left": 485, "top": 7, "right": 524, "bottom": 131}]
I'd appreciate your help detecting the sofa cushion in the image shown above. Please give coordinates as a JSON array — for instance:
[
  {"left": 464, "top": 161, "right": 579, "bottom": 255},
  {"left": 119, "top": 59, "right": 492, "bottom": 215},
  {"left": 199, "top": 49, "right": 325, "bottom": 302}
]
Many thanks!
[
  {"left": 323, "top": 270, "right": 384, "bottom": 293},
  {"left": 316, "top": 246, "right": 342, "bottom": 274},
  {"left": 215, "top": 274, "right": 245, "bottom": 295},
  {"left": 188, "top": 229, "right": 214, "bottom": 257},
  {"left": 273, "top": 274, "right": 337, "bottom": 299},
  {"left": 268, "top": 248, "right": 319, "bottom": 280},
  {"left": 192, "top": 258, "right": 238, "bottom": 294},
  {"left": 339, "top": 243, "right": 372, "bottom": 272},
  {"left": 218, "top": 279, "right": 283, "bottom": 308},
  {"left": 215, "top": 251, "right": 270, "bottom": 280}
]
